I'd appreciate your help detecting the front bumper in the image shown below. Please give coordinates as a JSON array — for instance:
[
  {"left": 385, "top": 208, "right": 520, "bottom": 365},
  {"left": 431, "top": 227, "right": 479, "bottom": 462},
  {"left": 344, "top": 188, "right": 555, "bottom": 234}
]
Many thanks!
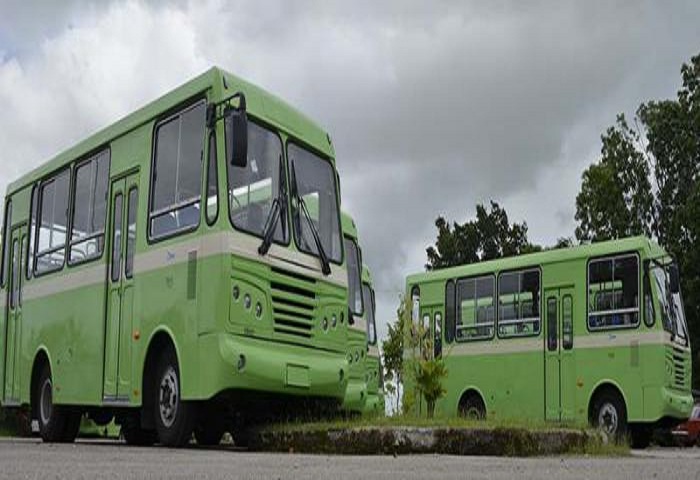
[
  {"left": 196, "top": 332, "right": 349, "bottom": 401},
  {"left": 341, "top": 378, "right": 368, "bottom": 412},
  {"left": 643, "top": 385, "right": 694, "bottom": 421}
]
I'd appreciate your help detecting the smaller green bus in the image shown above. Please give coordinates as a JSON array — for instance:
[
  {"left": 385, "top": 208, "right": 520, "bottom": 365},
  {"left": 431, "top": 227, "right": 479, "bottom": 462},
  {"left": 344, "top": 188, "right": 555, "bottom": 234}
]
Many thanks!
[
  {"left": 361, "top": 265, "right": 384, "bottom": 414},
  {"left": 405, "top": 236, "right": 692, "bottom": 447},
  {"left": 340, "top": 212, "right": 368, "bottom": 412}
]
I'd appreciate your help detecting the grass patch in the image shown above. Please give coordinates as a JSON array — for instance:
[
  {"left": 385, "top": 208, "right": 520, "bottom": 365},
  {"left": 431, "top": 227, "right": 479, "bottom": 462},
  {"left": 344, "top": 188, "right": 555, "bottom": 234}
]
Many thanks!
[
  {"left": 258, "top": 414, "right": 628, "bottom": 457},
  {"left": 267, "top": 414, "right": 579, "bottom": 433}
]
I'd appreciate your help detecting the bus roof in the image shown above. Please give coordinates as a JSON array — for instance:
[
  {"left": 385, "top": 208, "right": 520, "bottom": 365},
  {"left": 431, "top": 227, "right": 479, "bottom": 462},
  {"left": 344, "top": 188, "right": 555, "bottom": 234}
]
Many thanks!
[
  {"left": 362, "top": 264, "right": 372, "bottom": 285},
  {"left": 341, "top": 210, "right": 359, "bottom": 241},
  {"left": 406, "top": 235, "right": 667, "bottom": 286},
  {"left": 7, "top": 66, "right": 334, "bottom": 196}
]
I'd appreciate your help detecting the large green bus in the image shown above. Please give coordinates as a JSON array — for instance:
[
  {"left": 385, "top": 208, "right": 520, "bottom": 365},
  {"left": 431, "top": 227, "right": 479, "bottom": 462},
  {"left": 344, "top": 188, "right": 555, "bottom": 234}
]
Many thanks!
[
  {"left": 0, "top": 67, "right": 354, "bottom": 447},
  {"left": 405, "top": 236, "right": 692, "bottom": 447},
  {"left": 361, "top": 264, "right": 384, "bottom": 414}
]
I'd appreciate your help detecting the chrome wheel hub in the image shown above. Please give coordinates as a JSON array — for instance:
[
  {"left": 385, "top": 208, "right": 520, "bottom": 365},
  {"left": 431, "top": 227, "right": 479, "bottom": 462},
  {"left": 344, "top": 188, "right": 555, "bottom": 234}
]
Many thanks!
[
  {"left": 598, "top": 402, "right": 619, "bottom": 434},
  {"left": 159, "top": 367, "right": 179, "bottom": 428}
]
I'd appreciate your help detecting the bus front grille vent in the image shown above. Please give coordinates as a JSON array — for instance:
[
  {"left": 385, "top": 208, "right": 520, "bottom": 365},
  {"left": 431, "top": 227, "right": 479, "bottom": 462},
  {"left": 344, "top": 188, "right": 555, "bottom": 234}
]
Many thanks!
[
  {"left": 667, "top": 345, "right": 688, "bottom": 390},
  {"left": 270, "top": 268, "right": 317, "bottom": 340}
]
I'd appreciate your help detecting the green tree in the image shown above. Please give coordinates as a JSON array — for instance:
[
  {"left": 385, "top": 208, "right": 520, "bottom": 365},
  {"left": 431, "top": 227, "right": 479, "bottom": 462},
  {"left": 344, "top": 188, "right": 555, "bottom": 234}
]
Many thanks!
[
  {"left": 382, "top": 296, "right": 407, "bottom": 414},
  {"left": 426, "top": 201, "right": 540, "bottom": 270},
  {"left": 574, "top": 115, "right": 654, "bottom": 242},
  {"left": 574, "top": 53, "right": 700, "bottom": 387}
]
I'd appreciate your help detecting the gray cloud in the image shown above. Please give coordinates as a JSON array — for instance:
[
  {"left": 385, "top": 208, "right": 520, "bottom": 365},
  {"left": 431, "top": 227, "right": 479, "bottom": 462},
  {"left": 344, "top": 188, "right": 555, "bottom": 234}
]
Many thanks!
[{"left": 1, "top": 0, "right": 699, "bottom": 342}]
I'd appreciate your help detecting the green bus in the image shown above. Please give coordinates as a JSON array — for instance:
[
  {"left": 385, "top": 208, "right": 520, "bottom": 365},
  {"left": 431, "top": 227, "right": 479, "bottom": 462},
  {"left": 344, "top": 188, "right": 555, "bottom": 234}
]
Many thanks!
[
  {"left": 0, "top": 67, "right": 354, "bottom": 447},
  {"left": 339, "top": 211, "right": 368, "bottom": 412},
  {"left": 361, "top": 264, "right": 384, "bottom": 414},
  {"left": 405, "top": 236, "right": 692, "bottom": 447},
  {"left": 339, "top": 212, "right": 383, "bottom": 415}
]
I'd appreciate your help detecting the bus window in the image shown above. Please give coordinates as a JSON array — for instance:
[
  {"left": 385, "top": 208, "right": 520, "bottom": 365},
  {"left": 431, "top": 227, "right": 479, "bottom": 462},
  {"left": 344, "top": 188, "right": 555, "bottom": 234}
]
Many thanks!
[
  {"left": 588, "top": 255, "right": 639, "bottom": 330},
  {"left": 70, "top": 149, "right": 109, "bottom": 264},
  {"left": 456, "top": 275, "right": 495, "bottom": 341},
  {"left": 562, "top": 295, "right": 573, "bottom": 350},
  {"left": 125, "top": 188, "right": 138, "bottom": 279},
  {"left": 149, "top": 101, "right": 205, "bottom": 239},
  {"left": 498, "top": 269, "right": 541, "bottom": 338},
  {"left": 444, "top": 280, "right": 455, "bottom": 344},
  {"left": 36, "top": 169, "right": 70, "bottom": 275},
  {"left": 546, "top": 297, "right": 557, "bottom": 351},
  {"left": 1, "top": 198, "right": 12, "bottom": 286},
  {"left": 27, "top": 186, "right": 38, "bottom": 279},
  {"left": 205, "top": 130, "right": 219, "bottom": 225}
]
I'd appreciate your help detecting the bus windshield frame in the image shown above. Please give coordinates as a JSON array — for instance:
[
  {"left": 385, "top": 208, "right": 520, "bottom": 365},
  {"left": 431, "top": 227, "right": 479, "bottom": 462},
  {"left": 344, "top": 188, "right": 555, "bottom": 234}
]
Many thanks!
[{"left": 650, "top": 258, "right": 689, "bottom": 345}]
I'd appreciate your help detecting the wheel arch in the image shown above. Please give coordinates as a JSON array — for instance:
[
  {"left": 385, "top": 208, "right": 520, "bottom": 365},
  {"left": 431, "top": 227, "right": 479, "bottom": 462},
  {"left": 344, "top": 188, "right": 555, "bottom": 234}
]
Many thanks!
[
  {"left": 587, "top": 379, "right": 629, "bottom": 421},
  {"left": 456, "top": 385, "right": 487, "bottom": 414}
]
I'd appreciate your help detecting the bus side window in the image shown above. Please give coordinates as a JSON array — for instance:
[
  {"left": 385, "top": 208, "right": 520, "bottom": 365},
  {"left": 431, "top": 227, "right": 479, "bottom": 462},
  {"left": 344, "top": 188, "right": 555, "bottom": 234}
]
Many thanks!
[
  {"left": 588, "top": 255, "right": 639, "bottom": 330},
  {"left": 562, "top": 295, "right": 573, "bottom": 350},
  {"left": 1, "top": 198, "right": 12, "bottom": 287},
  {"left": 36, "top": 169, "right": 70, "bottom": 275},
  {"left": 149, "top": 101, "right": 206, "bottom": 240},
  {"left": 444, "top": 280, "right": 455, "bottom": 344}
]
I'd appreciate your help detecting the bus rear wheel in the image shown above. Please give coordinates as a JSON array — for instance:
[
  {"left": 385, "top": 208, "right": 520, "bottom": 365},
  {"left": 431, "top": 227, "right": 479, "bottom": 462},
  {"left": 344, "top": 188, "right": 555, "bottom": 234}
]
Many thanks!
[
  {"left": 590, "top": 389, "right": 627, "bottom": 439},
  {"left": 35, "top": 364, "right": 81, "bottom": 443},
  {"left": 153, "top": 349, "right": 196, "bottom": 447}
]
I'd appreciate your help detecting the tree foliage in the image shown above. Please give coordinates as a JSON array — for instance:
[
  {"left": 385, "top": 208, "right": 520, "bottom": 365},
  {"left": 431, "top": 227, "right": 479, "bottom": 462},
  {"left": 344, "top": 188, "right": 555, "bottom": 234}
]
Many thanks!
[
  {"left": 574, "top": 115, "right": 654, "bottom": 242},
  {"left": 575, "top": 53, "right": 700, "bottom": 387},
  {"left": 382, "top": 296, "right": 407, "bottom": 414},
  {"left": 426, "top": 201, "right": 540, "bottom": 270}
]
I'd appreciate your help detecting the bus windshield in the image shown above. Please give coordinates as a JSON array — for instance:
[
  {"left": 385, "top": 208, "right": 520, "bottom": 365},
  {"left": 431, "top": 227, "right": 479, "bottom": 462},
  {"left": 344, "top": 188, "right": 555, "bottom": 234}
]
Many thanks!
[
  {"left": 651, "top": 262, "right": 688, "bottom": 342},
  {"left": 287, "top": 143, "right": 342, "bottom": 264},
  {"left": 227, "top": 121, "right": 288, "bottom": 243}
]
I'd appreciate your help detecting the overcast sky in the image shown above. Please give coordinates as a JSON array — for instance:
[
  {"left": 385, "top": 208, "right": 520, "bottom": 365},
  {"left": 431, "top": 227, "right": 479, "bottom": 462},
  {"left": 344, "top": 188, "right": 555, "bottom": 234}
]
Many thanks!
[{"left": 1, "top": 0, "right": 699, "bottom": 342}]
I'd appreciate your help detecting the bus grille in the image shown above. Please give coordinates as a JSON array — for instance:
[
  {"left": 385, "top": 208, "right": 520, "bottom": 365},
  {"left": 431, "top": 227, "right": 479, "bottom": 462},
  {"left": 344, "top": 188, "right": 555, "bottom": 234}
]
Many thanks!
[
  {"left": 270, "top": 267, "right": 317, "bottom": 339},
  {"left": 667, "top": 345, "right": 689, "bottom": 390}
]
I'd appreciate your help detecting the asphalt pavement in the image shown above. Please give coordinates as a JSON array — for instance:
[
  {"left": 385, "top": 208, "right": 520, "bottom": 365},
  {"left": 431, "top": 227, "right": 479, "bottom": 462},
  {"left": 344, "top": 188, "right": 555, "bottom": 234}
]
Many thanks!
[{"left": 1, "top": 438, "right": 700, "bottom": 479}]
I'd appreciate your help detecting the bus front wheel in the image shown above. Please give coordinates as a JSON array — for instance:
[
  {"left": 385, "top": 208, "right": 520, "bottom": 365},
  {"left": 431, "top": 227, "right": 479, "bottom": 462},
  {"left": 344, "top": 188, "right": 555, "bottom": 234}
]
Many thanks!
[
  {"left": 35, "top": 364, "right": 81, "bottom": 443},
  {"left": 590, "top": 389, "right": 627, "bottom": 439},
  {"left": 458, "top": 393, "right": 486, "bottom": 420},
  {"left": 153, "top": 349, "right": 196, "bottom": 447}
]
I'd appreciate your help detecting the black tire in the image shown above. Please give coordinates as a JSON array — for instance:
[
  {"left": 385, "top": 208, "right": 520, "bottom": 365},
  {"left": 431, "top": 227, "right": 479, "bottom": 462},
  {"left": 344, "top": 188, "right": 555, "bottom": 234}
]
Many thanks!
[
  {"left": 120, "top": 413, "right": 157, "bottom": 446},
  {"left": 153, "top": 349, "right": 196, "bottom": 447},
  {"left": 458, "top": 393, "right": 486, "bottom": 420},
  {"left": 590, "top": 389, "right": 628, "bottom": 439},
  {"left": 61, "top": 410, "right": 83, "bottom": 442},
  {"left": 194, "top": 410, "right": 226, "bottom": 446},
  {"left": 35, "top": 364, "right": 79, "bottom": 443},
  {"left": 629, "top": 425, "right": 652, "bottom": 449}
]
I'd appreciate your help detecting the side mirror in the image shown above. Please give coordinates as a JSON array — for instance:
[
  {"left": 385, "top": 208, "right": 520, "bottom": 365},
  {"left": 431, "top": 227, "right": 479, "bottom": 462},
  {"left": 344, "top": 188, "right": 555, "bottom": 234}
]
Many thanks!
[
  {"left": 669, "top": 264, "right": 681, "bottom": 294},
  {"left": 225, "top": 94, "right": 248, "bottom": 168}
]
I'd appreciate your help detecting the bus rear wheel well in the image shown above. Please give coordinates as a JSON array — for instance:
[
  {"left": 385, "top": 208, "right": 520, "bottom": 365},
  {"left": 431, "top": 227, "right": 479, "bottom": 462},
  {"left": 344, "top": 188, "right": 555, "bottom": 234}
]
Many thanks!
[
  {"left": 30, "top": 351, "right": 50, "bottom": 417},
  {"left": 141, "top": 332, "right": 177, "bottom": 430},
  {"left": 458, "top": 389, "right": 486, "bottom": 419}
]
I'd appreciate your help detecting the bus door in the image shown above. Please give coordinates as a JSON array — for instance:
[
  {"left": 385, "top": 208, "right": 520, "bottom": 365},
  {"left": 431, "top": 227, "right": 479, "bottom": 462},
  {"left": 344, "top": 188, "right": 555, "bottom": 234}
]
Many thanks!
[
  {"left": 544, "top": 286, "right": 575, "bottom": 422},
  {"left": 4, "top": 225, "right": 27, "bottom": 403},
  {"left": 431, "top": 309, "right": 443, "bottom": 360},
  {"left": 104, "top": 172, "right": 140, "bottom": 401}
]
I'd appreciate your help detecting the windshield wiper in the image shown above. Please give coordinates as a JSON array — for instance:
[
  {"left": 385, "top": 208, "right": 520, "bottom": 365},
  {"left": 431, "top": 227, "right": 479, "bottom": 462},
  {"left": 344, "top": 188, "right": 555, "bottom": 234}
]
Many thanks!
[
  {"left": 258, "top": 156, "right": 287, "bottom": 256},
  {"left": 290, "top": 163, "right": 331, "bottom": 275}
]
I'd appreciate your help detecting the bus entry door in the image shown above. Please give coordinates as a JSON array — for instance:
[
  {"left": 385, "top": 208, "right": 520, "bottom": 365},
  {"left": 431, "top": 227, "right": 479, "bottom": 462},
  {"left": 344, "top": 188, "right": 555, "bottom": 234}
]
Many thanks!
[
  {"left": 544, "top": 286, "right": 575, "bottom": 422},
  {"left": 4, "top": 225, "right": 26, "bottom": 403},
  {"left": 104, "top": 173, "right": 139, "bottom": 401}
]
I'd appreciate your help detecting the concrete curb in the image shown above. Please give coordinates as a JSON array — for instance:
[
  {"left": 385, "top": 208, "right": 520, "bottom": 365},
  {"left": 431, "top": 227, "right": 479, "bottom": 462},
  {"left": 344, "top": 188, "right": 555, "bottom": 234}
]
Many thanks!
[{"left": 249, "top": 426, "right": 603, "bottom": 456}]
